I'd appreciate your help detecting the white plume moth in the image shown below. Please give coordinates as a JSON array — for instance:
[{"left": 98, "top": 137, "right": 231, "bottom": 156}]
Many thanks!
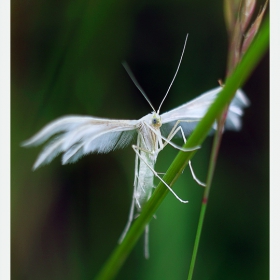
[{"left": 22, "top": 35, "right": 249, "bottom": 258}]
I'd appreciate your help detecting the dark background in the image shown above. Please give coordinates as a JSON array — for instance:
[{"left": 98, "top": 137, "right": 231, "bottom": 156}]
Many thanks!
[{"left": 11, "top": 0, "right": 269, "bottom": 279}]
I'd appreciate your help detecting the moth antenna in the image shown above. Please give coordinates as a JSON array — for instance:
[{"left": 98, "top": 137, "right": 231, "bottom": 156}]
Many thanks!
[
  {"left": 122, "top": 62, "right": 156, "bottom": 112},
  {"left": 157, "top": 34, "right": 189, "bottom": 114}
]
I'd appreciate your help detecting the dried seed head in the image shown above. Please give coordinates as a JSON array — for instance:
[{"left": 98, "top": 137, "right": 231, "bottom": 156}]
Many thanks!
[
  {"left": 224, "top": 0, "right": 268, "bottom": 76},
  {"left": 241, "top": 0, "right": 268, "bottom": 56}
]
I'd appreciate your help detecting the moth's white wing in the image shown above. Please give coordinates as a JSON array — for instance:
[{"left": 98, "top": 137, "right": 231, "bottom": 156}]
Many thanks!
[
  {"left": 22, "top": 115, "right": 138, "bottom": 170},
  {"left": 223, "top": 89, "right": 250, "bottom": 130},
  {"left": 160, "top": 87, "right": 249, "bottom": 138}
]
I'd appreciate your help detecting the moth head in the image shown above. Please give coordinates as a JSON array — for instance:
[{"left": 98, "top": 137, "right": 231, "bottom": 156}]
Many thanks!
[{"left": 151, "top": 113, "right": 161, "bottom": 128}]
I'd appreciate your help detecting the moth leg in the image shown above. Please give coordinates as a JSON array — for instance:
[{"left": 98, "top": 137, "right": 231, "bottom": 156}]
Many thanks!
[
  {"left": 163, "top": 123, "right": 186, "bottom": 149},
  {"left": 132, "top": 145, "right": 188, "bottom": 203},
  {"left": 133, "top": 134, "right": 140, "bottom": 187},
  {"left": 189, "top": 160, "right": 206, "bottom": 187},
  {"left": 119, "top": 134, "right": 147, "bottom": 243},
  {"left": 134, "top": 135, "right": 146, "bottom": 195},
  {"left": 164, "top": 120, "right": 206, "bottom": 187},
  {"left": 163, "top": 118, "right": 200, "bottom": 148},
  {"left": 119, "top": 142, "right": 141, "bottom": 243},
  {"left": 118, "top": 185, "right": 136, "bottom": 243},
  {"left": 145, "top": 121, "right": 199, "bottom": 152}
]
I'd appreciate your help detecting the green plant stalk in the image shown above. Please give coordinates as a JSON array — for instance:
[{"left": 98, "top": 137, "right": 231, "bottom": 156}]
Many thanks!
[
  {"left": 94, "top": 16, "right": 269, "bottom": 280},
  {"left": 187, "top": 125, "right": 223, "bottom": 280},
  {"left": 187, "top": 9, "right": 269, "bottom": 279}
]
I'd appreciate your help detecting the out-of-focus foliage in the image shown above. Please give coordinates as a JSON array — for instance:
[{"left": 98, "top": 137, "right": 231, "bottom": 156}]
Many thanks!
[{"left": 11, "top": 0, "right": 268, "bottom": 279}]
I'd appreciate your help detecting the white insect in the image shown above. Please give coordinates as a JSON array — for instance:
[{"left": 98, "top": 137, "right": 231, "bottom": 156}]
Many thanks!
[{"left": 22, "top": 35, "right": 249, "bottom": 258}]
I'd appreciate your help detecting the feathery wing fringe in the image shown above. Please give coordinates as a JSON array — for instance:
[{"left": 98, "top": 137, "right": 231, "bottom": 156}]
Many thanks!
[
  {"left": 161, "top": 87, "right": 249, "bottom": 138},
  {"left": 22, "top": 115, "right": 137, "bottom": 170}
]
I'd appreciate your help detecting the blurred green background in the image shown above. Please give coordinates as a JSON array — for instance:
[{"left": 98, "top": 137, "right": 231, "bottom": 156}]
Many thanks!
[{"left": 11, "top": 0, "right": 268, "bottom": 279}]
